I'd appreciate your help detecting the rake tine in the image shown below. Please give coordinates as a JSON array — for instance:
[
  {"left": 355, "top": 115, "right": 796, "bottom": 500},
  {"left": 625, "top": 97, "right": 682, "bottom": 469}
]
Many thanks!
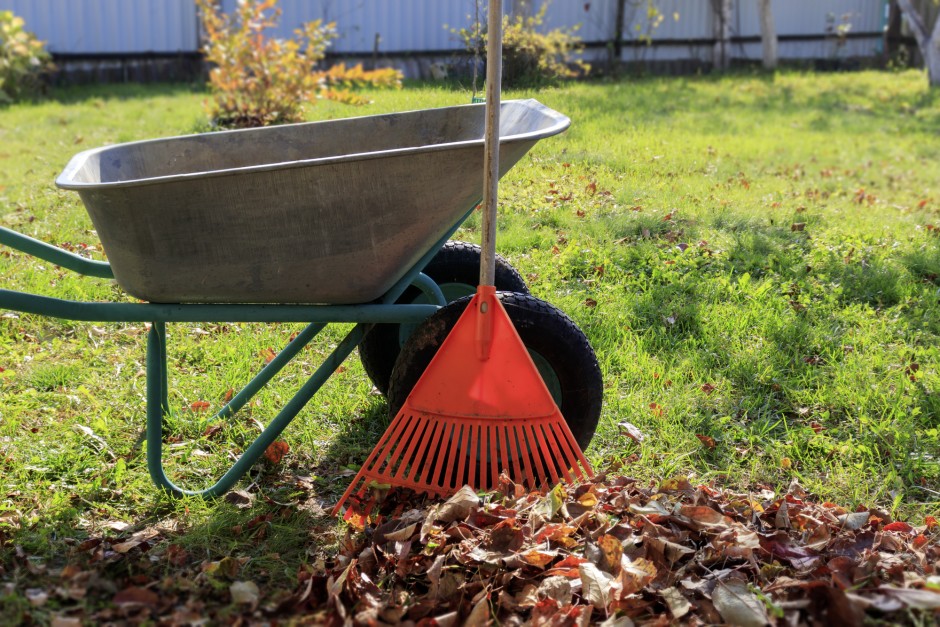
[
  {"left": 358, "top": 424, "right": 396, "bottom": 476},
  {"left": 370, "top": 413, "right": 413, "bottom": 476},
  {"left": 444, "top": 425, "right": 470, "bottom": 489},
  {"left": 335, "top": 478, "right": 366, "bottom": 517},
  {"left": 420, "top": 419, "right": 447, "bottom": 489},
  {"left": 499, "top": 425, "right": 514, "bottom": 487},
  {"left": 505, "top": 426, "right": 520, "bottom": 485},
  {"left": 557, "top": 416, "right": 594, "bottom": 478},
  {"left": 544, "top": 425, "right": 576, "bottom": 484},
  {"left": 391, "top": 413, "right": 428, "bottom": 481},
  {"left": 529, "top": 423, "right": 557, "bottom": 485},
  {"left": 390, "top": 415, "right": 420, "bottom": 475},
  {"left": 333, "top": 417, "right": 404, "bottom": 516},
  {"left": 537, "top": 422, "right": 565, "bottom": 483},
  {"left": 488, "top": 424, "right": 500, "bottom": 490},
  {"left": 408, "top": 417, "right": 440, "bottom": 485},
  {"left": 442, "top": 422, "right": 462, "bottom": 491},
  {"left": 515, "top": 424, "right": 537, "bottom": 487},
  {"left": 482, "top": 423, "right": 493, "bottom": 490},
  {"left": 457, "top": 425, "right": 481, "bottom": 487},
  {"left": 555, "top": 424, "right": 590, "bottom": 479}
]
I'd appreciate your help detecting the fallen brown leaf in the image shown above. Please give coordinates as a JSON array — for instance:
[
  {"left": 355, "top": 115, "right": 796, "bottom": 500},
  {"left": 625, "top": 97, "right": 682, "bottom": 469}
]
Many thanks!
[
  {"left": 263, "top": 440, "right": 289, "bottom": 464},
  {"left": 618, "top": 421, "right": 645, "bottom": 444},
  {"left": 113, "top": 586, "right": 159, "bottom": 608},
  {"left": 696, "top": 434, "right": 716, "bottom": 449}
]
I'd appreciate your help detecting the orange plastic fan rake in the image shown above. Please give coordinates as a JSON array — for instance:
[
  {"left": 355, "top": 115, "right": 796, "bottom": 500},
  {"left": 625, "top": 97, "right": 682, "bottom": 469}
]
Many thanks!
[
  {"left": 332, "top": 0, "right": 592, "bottom": 519},
  {"left": 333, "top": 285, "right": 593, "bottom": 516}
]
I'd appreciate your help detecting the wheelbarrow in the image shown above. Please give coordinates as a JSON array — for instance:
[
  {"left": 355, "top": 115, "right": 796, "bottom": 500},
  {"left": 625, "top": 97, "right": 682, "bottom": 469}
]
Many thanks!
[{"left": 0, "top": 99, "right": 603, "bottom": 498}]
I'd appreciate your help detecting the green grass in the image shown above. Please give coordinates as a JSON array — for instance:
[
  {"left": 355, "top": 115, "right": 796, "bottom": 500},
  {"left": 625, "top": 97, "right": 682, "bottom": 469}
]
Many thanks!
[{"left": 1, "top": 71, "right": 939, "bottom": 618}]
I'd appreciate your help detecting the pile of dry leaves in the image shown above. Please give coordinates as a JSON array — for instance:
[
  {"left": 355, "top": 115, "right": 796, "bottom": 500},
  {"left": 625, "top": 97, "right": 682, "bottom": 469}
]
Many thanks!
[
  {"left": 6, "top": 474, "right": 938, "bottom": 625},
  {"left": 305, "top": 474, "right": 939, "bottom": 626}
]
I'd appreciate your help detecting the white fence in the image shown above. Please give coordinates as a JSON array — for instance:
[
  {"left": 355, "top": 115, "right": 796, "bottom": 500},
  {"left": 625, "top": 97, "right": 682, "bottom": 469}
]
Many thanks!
[
  {"left": 0, "top": 0, "right": 199, "bottom": 54},
  {"left": 0, "top": 1, "right": 891, "bottom": 69}
]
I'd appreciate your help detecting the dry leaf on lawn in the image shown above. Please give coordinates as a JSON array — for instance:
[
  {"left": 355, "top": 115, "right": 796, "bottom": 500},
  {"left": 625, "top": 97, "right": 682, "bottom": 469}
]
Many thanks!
[{"left": 712, "top": 579, "right": 768, "bottom": 627}]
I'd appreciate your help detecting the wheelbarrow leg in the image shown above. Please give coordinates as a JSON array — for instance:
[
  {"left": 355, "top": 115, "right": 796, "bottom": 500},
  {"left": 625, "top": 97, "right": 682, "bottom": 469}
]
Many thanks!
[
  {"left": 215, "top": 322, "right": 328, "bottom": 421},
  {"left": 145, "top": 321, "right": 368, "bottom": 498},
  {"left": 146, "top": 321, "right": 173, "bottom": 493},
  {"left": 157, "top": 324, "right": 169, "bottom": 417}
]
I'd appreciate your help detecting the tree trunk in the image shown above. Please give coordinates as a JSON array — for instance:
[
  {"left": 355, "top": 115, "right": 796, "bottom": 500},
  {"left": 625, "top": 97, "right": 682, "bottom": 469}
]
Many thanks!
[
  {"left": 613, "top": 0, "right": 626, "bottom": 64},
  {"left": 928, "top": 39, "right": 940, "bottom": 85},
  {"left": 713, "top": 0, "right": 732, "bottom": 71},
  {"left": 758, "top": 0, "right": 777, "bottom": 70},
  {"left": 896, "top": 0, "right": 940, "bottom": 86}
]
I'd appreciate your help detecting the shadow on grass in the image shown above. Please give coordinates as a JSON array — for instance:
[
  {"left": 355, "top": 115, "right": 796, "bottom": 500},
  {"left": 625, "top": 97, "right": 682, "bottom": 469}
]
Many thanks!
[
  {"left": 0, "top": 363, "right": 391, "bottom": 610},
  {"left": 619, "top": 219, "right": 937, "bottom": 414},
  {"left": 313, "top": 397, "right": 391, "bottom": 501},
  {"left": 0, "top": 393, "right": 392, "bottom": 615},
  {"left": 0, "top": 472, "right": 338, "bottom": 624}
]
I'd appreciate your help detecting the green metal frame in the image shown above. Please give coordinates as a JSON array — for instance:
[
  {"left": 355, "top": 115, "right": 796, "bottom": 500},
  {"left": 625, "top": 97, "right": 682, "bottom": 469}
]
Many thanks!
[{"left": 0, "top": 217, "right": 466, "bottom": 497}]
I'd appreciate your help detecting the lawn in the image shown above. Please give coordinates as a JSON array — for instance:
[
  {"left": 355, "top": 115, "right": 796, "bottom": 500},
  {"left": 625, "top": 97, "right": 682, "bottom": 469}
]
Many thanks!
[{"left": 0, "top": 70, "right": 938, "bottom": 623}]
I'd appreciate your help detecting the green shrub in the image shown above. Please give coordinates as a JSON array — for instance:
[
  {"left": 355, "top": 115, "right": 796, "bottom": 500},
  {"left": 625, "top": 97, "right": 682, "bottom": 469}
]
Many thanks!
[
  {"left": 454, "top": 2, "right": 589, "bottom": 87},
  {"left": 0, "top": 11, "right": 52, "bottom": 104},
  {"left": 196, "top": 0, "right": 401, "bottom": 129}
]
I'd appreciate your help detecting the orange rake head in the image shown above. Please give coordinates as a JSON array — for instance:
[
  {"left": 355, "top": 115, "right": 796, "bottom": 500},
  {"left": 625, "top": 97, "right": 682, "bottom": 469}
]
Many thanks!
[{"left": 333, "top": 286, "right": 592, "bottom": 520}]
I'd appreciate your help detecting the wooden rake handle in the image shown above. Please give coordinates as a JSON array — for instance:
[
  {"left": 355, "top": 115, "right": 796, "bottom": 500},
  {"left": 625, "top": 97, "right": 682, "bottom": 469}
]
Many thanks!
[
  {"left": 480, "top": 0, "right": 503, "bottom": 288},
  {"left": 477, "top": 0, "right": 503, "bottom": 360}
]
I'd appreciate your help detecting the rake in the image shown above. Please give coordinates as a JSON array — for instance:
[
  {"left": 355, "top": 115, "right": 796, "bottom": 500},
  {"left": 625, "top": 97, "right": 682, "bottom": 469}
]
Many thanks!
[{"left": 333, "top": 0, "right": 592, "bottom": 518}]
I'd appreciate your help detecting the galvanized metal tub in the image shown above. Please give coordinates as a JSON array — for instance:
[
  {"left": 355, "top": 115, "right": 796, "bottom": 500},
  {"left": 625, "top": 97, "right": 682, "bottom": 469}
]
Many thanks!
[{"left": 56, "top": 99, "right": 569, "bottom": 304}]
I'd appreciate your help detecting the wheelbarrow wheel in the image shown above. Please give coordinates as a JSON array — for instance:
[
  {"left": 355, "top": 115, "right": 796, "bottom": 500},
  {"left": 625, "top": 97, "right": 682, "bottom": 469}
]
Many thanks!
[
  {"left": 358, "top": 241, "right": 528, "bottom": 396},
  {"left": 386, "top": 292, "right": 602, "bottom": 450}
]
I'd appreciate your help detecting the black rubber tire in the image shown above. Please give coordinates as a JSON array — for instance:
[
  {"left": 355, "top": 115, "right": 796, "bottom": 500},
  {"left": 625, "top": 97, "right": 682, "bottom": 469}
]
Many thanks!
[
  {"left": 386, "top": 292, "right": 602, "bottom": 451},
  {"left": 358, "top": 241, "right": 528, "bottom": 396}
]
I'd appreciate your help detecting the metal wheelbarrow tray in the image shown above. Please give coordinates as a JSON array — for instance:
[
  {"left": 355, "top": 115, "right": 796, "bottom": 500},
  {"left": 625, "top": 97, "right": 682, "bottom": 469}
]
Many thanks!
[
  {"left": 0, "top": 99, "right": 570, "bottom": 498},
  {"left": 56, "top": 99, "right": 569, "bottom": 304}
]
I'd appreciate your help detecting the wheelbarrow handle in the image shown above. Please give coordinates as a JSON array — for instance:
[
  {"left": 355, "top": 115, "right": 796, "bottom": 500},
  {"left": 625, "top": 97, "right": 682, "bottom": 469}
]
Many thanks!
[{"left": 0, "top": 225, "right": 114, "bottom": 279}]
